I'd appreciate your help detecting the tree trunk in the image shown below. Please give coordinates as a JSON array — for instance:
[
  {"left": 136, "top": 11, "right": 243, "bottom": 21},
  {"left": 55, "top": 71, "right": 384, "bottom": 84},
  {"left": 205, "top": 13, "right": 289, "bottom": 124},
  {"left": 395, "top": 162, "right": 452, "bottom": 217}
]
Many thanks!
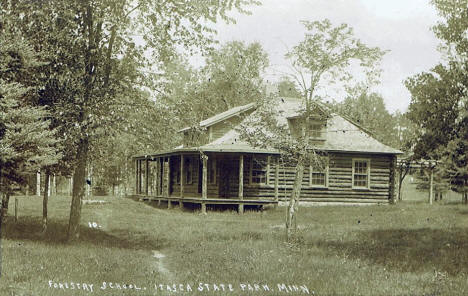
[
  {"left": 42, "top": 171, "right": 50, "bottom": 234},
  {"left": 124, "top": 156, "right": 128, "bottom": 196},
  {"left": 286, "top": 155, "right": 305, "bottom": 240},
  {"left": 0, "top": 167, "right": 4, "bottom": 236},
  {"left": 397, "top": 169, "right": 404, "bottom": 201},
  {"left": 67, "top": 138, "right": 88, "bottom": 241},
  {"left": 1, "top": 190, "right": 11, "bottom": 233},
  {"left": 86, "top": 163, "right": 92, "bottom": 197},
  {"left": 429, "top": 168, "right": 434, "bottom": 205},
  {"left": 67, "top": 0, "right": 95, "bottom": 241},
  {"left": 464, "top": 179, "right": 468, "bottom": 205},
  {"left": 52, "top": 174, "right": 56, "bottom": 196},
  {"left": 36, "top": 170, "right": 41, "bottom": 196}
]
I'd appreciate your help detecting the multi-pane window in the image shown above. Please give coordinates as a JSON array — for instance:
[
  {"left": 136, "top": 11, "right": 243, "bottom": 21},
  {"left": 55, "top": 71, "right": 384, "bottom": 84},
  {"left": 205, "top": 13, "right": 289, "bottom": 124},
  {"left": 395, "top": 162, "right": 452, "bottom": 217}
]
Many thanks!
[
  {"left": 250, "top": 156, "right": 268, "bottom": 185},
  {"left": 208, "top": 159, "right": 216, "bottom": 184},
  {"left": 353, "top": 159, "right": 370, "bottom": 188},
  {"left": 308, "top": 122, "right": 324, "bottom": 139},
  {"left": 309, "top": 155, "right": 328, "bottom": 187}
]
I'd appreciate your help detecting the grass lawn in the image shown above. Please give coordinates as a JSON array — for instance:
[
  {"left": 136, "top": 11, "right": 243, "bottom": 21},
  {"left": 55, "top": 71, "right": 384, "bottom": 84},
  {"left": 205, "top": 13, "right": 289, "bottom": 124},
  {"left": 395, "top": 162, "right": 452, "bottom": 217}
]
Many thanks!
[{"left": 1, "top": 186, "right": 467, "bottom": 296}]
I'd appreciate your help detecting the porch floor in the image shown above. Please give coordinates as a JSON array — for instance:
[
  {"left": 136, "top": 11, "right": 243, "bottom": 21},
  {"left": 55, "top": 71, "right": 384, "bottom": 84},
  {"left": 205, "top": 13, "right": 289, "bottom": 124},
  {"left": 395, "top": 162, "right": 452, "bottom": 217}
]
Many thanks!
[{"left": 135, "top": 194, "right": 278, "bottom": 206}]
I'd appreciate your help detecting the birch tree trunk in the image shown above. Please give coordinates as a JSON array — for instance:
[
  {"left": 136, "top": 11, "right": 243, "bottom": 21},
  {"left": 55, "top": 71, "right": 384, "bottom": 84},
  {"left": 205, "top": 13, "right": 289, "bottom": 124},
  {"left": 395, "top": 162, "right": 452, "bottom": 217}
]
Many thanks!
[
  {"left": 36, "top": 170, "right": 41, "bottom": 196},
  {"left": 42, "top": 171, "right": 50, "bottom": 234},
  {"left": 286, "top": 154, "right": 305, "bottom": 240},
  {"left": 52, "top": 174, "right": 56, "bottom": 196}
]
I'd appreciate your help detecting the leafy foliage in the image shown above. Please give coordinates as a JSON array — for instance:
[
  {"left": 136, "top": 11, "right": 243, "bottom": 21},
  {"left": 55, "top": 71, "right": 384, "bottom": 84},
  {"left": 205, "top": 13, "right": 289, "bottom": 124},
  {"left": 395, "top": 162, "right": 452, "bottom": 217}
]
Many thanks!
[
  {"left": 334, "top": 89, "right": 398, "bottom": 147},
  {"left": 161, "top": 41, "right": 269, "bottom": 129},
  {"left": 0, "top": 31, "right": 61, "bottom": 188},
  {"left": 405, "top": 0, "right": 468, "bottom": 199},
  {"left": 286, "top": 19, "right": 387, "bottom": 101},
  {"left": 276, "top": 77, "right": 302, "bottom": 98}
]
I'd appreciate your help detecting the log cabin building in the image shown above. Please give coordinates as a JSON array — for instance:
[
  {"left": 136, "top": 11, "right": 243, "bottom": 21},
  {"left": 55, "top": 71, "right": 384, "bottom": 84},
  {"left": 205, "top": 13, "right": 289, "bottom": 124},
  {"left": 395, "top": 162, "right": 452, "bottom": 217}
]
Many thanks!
[{"left": 134, "top": 97, "right": 402, "bottom": 212}]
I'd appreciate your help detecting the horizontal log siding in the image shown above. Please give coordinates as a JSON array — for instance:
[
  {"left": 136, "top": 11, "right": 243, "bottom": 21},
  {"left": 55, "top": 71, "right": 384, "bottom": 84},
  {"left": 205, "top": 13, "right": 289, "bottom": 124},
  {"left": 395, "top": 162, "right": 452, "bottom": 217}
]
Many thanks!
[{"left": 241, "top": 153, "right": 391, "bottom": 203}]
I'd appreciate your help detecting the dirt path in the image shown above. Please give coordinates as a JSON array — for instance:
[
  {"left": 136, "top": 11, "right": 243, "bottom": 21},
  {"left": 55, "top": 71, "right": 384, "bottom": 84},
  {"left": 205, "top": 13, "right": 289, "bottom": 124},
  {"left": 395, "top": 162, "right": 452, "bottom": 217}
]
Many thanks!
[{"left": 152, "top": 250, "right": 175, "bottom": 282}]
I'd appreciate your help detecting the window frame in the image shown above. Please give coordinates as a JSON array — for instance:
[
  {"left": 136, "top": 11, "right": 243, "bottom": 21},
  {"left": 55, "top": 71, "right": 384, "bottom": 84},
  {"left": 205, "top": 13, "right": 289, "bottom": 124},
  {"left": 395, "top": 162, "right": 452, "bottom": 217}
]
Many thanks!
[
  {"left": 352, "top": 158, "right": 371, "bottom": 189},
  {"left": 309, "top": 155, "right": 329, "bottom": 188},
  {"left": 249, "top": 155, "right": 269, "bottom": 185}
]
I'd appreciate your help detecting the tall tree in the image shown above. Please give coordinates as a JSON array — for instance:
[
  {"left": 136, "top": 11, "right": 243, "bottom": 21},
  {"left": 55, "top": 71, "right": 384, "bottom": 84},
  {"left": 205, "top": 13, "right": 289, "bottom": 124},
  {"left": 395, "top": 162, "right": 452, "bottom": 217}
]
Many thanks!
[
  {"left": 161, "top": 41, "right": 269, "bottom": 131},
  {"left": 276, "top": 76, "right": 302, "bottom": 98},
  {"left": 3, "top": 0, "right": 261, "bottom": 240},
  {"left": 334, "top": 89, "right": 396, "bottom": 146},
  {"left": 0, "top": 31, "right": 60, "bottom": 231},
  {"left": 405, "top": 0, "right": 468, "bottom": 203},
  {"left": 201, "top": 41, "right": 269, "bottom": 112},
  {"left": 278, "top": 19, "right": 385, "bottom": 238}
]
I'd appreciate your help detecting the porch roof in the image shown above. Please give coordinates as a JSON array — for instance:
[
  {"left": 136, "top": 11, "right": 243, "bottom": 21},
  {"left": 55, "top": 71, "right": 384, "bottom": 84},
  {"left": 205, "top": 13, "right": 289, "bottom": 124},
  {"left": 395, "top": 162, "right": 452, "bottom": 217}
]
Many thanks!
[{"left": 133, "top": 145, "right": 279, "bottom": 159}]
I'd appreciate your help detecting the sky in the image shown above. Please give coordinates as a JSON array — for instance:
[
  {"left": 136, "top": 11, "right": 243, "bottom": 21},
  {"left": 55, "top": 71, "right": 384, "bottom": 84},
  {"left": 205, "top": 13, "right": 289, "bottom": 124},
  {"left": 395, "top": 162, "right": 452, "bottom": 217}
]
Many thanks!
[{"left": 192, "top": 0, "right": 443, "bottom": 113}]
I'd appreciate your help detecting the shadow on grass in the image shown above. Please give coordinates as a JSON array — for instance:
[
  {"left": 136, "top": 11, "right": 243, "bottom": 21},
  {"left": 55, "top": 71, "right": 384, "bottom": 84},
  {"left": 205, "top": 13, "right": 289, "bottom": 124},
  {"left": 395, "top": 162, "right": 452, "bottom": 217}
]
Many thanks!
[
  {"left": 313, "top": 227, "right": 468, "bottom": 275},
  {"left": 458, "top": 209, "right": 468, "bottom": 215},
  {"left": 2, "top": 216, "right": 169, "bottom": 251}
]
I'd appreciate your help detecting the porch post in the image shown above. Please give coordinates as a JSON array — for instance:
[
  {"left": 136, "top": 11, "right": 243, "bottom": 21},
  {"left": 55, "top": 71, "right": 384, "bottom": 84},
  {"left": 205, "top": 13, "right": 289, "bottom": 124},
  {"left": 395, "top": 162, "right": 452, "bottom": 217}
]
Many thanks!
[
  {"left": 389, "top": 155, "right": 396, "bottom": 204},
  {"left": 157, "top": 158, "right": 161, "bottom": 205},
  {"left": 238, "top": 154, "right": 244, "bottom": 214},
  {"left": 134, "top": 160, "right": 138, "bottom": 194},
  {"left": 138, "top": 160, "right": 142, "bottom": 194},
  {"left": 145, "top": 158, "right": 149, "bottom": 195},
  {"left": 159, "top": 157, "right": 163, "bottom": 197},
  {"left": 180, "top": 155, "right": 184, "bottom": 207},
  {"left": 167, "top": 157, "right": 172, "bottom": 209},
  {"left": 201, "top": 154, "right": 208, "bottom": 214},
  {"left": 274, "top": 157, "right": 279, "bottom": 207}
]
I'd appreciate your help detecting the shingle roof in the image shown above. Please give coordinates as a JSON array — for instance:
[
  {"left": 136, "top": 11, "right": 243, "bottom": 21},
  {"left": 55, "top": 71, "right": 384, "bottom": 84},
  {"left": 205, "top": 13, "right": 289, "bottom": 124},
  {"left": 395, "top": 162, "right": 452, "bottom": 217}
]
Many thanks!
[
  {"left": 198, "top": 97, "right": 402, "bottom": 154},
  {"left": 136, "top": 97, "right": 402, "bottom": 158}
]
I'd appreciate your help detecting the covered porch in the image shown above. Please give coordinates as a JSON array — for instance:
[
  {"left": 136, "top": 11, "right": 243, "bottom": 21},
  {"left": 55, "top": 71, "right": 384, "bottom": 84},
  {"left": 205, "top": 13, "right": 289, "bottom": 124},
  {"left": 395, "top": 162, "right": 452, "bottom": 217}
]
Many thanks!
[{"left": 134, "top": 150, "right": 280, "bottom": 213}]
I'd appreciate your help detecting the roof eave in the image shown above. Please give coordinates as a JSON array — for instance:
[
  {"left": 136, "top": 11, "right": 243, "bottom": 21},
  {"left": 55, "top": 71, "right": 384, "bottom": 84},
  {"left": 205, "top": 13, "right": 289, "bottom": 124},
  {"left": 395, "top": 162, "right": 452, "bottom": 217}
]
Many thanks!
[{"left": 177, "top": 103, "right": 256, "bottom": 133}]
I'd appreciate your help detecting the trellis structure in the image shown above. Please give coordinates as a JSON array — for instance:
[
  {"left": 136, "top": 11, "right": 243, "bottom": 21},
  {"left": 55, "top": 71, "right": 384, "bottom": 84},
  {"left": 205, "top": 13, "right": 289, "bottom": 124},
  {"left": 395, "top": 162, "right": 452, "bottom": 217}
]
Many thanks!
[{"left": 396, "top": 157, "right": 440, "bottom": 204}]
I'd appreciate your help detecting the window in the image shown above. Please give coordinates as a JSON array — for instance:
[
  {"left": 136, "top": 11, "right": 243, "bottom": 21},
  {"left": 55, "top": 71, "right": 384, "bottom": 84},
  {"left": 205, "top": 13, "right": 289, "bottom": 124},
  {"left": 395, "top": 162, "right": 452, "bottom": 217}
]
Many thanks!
[
  {"left": 308, "top": 122, "right": 324, "bottom": 139},
  {"left": 208, "top": 159, "right": 216, "bottom": 184},
  {"left": 352, "top": 159, "right": 370, "bottom": 188},
  {"left": 250, "top": 156, "right": 268, "bottom": 185},
  {"left": 288, "top": 117, "right": 325, "bottom": 140},
  {"left": 309, "top": 155, "right": 328, "bottom": 187},
  {"left": 185, "top": 157, "right": 194, "bottom": 184}
]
